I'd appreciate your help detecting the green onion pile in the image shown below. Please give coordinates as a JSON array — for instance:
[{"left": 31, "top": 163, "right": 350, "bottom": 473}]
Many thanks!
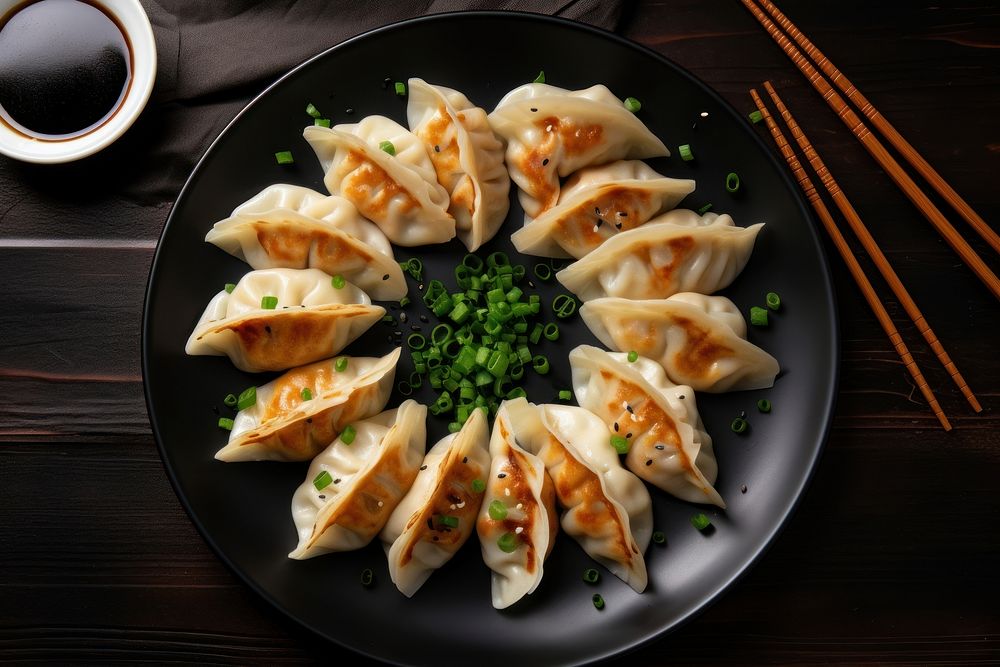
[{"left": 391, "top": 251, "right": 574, "bottom": 433}]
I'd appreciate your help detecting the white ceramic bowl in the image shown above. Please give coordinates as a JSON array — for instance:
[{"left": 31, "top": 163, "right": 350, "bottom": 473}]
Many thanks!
[{"left": 0, "top": 0, "right": 156, "bottom": 163}]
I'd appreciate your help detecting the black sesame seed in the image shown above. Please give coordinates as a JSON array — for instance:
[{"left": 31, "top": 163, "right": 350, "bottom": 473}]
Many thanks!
[
  {"left": 265, "top": 325, "right": 272, "bottom": 333},
  {"left": 462, "top": 456, "right": 468, "bottom": 464},
  {"left": 399, "top": 312, "right": 408, "bottom": 323},
  {"left": 594, "top": 206, "right": 601, "bottom": 215},
  {"left": 542, "top": 158, "right": 549, "bottom": 166},
  {"left": 410, "top": 325, "right": 421, "bottom": 331},
  {"left": 306, "top": 418, "right": 313, "bottom": 424},
  {"left": 645, "top": 459, "right": 653, "bottom": 466},
  {"left": 419, "top": 315, "right": 429, "bottom": 323},
  {"left": 345, "top": 108, "right": 354, "bottom": 114},
  {"left": 692, "top": 122, "right": 697, "bottom": 130},
  {"left": 617, "top": 211, "right": 627, "bottom": 217},
  {"left": 615, "top": 222, "right": 623, "bottom": 230},
  {"left": 741, "top": 484, "right": 748, "bottom": 494},
  {"left": 427, "top": 518, "right": 434, "bottom": 530},
  {"left": 382, "top": 77, "right": 391, "bottom": 88},
  {"left": 334, "top": 478, "right": 341, "bottom": 484},
  {"left": 626, "top": 404, "right": 634, "bottom": 413},
  {"left": 595, "top": 219, "right": 603, "bottom": 228},
  {"left": 386, "top": 335, "right": 393, "bottom": 342},
  {"left": 614, "top": 422, "right": 619, "bottom": 431},
  {"left": 447, "top": 494, "right": 461, "bottom": 504},
  {"left": 212, "top": 406, "right": 219, "bottom": 415},
  {"left": 655, "top": 445, "right": 665, "bottom": 450},
  {"left": 434, "top": 145, "right": 441, "bottom": 152},
  {"left": 393, "top": 330, "right": 402, "bottom": 336},
  {"left": 625, "top": 432, "right": 633, "bottom": 439},
  {"left": 678, "top": 395, "right": 685, "bottom": 400},
  {"left": 433, "top": 535, "right": 439, "bottom": 541},
  {"left": 318, "top": 494, "right": 326, "bottom": 499},
  {"left": 530, "top": 107, "right": 538, "bottom": 112},
  {"left": 498, "top": 473, "right": 507, "bottom": 479},
  {"left": 420, "top": 465, "right": 427, "bottom": 470},
  {"left": 382, "top": 274, "right": 390, "bottom": 280}
]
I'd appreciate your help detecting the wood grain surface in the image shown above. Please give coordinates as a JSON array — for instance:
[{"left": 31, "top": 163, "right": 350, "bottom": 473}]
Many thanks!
[{"left": 2, "top": 0, "right": 998, "bottom": 664}]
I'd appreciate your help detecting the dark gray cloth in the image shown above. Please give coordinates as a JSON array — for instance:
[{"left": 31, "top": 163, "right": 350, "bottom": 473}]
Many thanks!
[{"left": 0, "top": 1, "right": 624, "bottom": 238}]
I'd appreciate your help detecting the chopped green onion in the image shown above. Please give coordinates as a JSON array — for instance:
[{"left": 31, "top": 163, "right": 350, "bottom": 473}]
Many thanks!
[
  {"left": 748, "top": 109, "right": 763, "bottom": 124},
  {"left": 217, "top": 417, "right": 234, "bottom": 431},
  {"left": 382, "top": 314, "right": 395, "bottom": 323},
  {"left": 335, "top": 357, "right": 349, "bottom": 372},
  {"left": 725, "top": 172, "right": 741, "bottom": 193},
  {"left": 552, "top": 294, "right": 577, "bottom": 319},
  {"left": 447, "top": 421, "right": 462, "bottom": 433},
  {"left": 331, "top": 274, "right": 346, "bottom": 289},
  {"left": 506, "top": 387, "right": 527, "bottom": 400},
  {"left": 558, "top": 389, "right": 572, "bottom": 401},
  {"left": 397, "top": 380, "right": 413, "bottom": 396},
  {"left": 224, "top": 283, "right": 236, "bottom": 294},
  {"left": 766, "top": 291, "right": 781, "bottom": 311},
  {"left": 300, "top": 388, "right": 312, "bottom": 401},
  {"left": 532, "top": 263, "right": 553, "bottom": 281},
  {"left": 533, "top": 70, "right": 545, "bottom": 84},
  {"left": 749, "top": 306, "right": 769, "bottom": 327},
  {"left": 341, "top": 424, "right": 357, "bottom": 444},
  {"left": 406, "top": 258, "right": 424, "bottom": 280},
  {"left": 691, "top": 513, "right": 712, "bottom": 531},
  {"left": 757, "top": 398, "right": 771, "bottom": 413},
  {"left": 488, "top": 499, "right": 508, "bottom": 521},
  {"left": 379, "top": 140, "right": 396, "bottom": 156},
  {"left": 471, "top": 478, "right": 486, "bottom": 493},
  {"left": 462, "top": 254, "right": 484, "bottom": 274},
  {"left": 399, "top": 296, "right": 411, "bottom": 307},
  {"left": 532, "top": 355, "right": 550, "bottom": 375},
  {"left": 543, "top": 323, "right": 559, "bottom": 341},
  {"left": 394, "top": 81, "right": 406, "bottom": 96},
  {"left": 313, "top": 470, "right": 333, "bottom": 491},
  {"left": 697, "top": 203, "right": 714, "bottom": 215},
  {"left": 730, "top": 417, "right": 748, "bottom": 434},
  {"left": 592, "top": 594, "right": 605, "bottom": 610},
  {"left": 407, "top": 333, "right": 426, "bottom": 350},
  {"left": 236, "top": 386, "right": 257, "bottom": 411},
  {"left": 610, "top": 435, "right": 629, "bottom": 454},
  {"left": 627, "top": 350, "right": 639, "bottom": 362},
  {"left": 624, "top": 96, "right": 641, "bottom": 113},
  {"left": 497, "top": 532, "right": 519, "bottom": 553},
  {"left": 223, "top": 393, "right": 237, "bottom": 408},
  {"left": 313, "top": 118, "right": 331, "bottom": 128},
  {"left": 260, "top": 295, "right": 278, "bottom": 310},
  {"left": 437, "top": 515, "right": 459, "bottom": 529},
  {"left": 360, "top": 568, "right": 374, "bottom": 587},
  {"left": 274, "top": 150, "right": 294, "bottom": 165},
  {"left": 305, "top": 103, "right": 322, "bottom": 118},
  {"left": 678, "top": 144, "right": 693, "bottom": 162},
  {"left": 583, "top": 568, "right": 600, "bottom": 584},
  {"left": 652, "top": 530, "right": 666, "bottom": 545}
]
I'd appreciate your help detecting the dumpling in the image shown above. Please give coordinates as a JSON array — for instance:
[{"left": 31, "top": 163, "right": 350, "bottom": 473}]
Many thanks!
[
  {"left": 216, "top": 348, "right": 400, "bottom": 462},
  {"left": 381, "top": 407, "right": 490, "bottom": 597},
  {"left": 569, "top": 345, "right": 724, "bottom": 507},
  {"left": 289, "top": 400, "right": 428, "bottom": 559},
  {"left": 488, "top": 83, "right": 669, "bottom": 219},
  {"left": 406, "top": 78, "right": 510, "bottom": 251},
  {"left": 204, "top": 184, "right": 406, "bottom": 301},
  {"left": 579, "top": 293, "right": 780, "bottom": 392},
  {"left": 505, "top": 398, "right": 652, "bottom": 593},
  {"left": 186, "top": 268, "right": 384, "bottom": 372},
  {"left": 511, "top": 160, "right": 695, "bottom": 258},
  {"left": 476, "top": 401, "right": 558, "bottom": 609},
  {"left": 304, "top": 116, "right": 456, "bottom": 246},
  {"left": 556, "top": 209, "right": 762, "bottom": 301}
]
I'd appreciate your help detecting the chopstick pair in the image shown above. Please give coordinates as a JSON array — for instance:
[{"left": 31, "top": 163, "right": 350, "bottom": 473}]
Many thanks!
[
  {"left": 740, "top": 0, "right": 1000, "bottom": 302},
  {"left": 751, "top": 83, "right": 980, "bottom": 431}
]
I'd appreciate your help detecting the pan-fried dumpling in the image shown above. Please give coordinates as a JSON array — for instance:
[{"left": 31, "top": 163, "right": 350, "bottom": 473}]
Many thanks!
[
  {"left": 476, "top": 401, "right": 558, "bottom": 609},
  {"left": 488, "top": 83, "right": 669, "bottom": 219},
  {"left": 381, "top": 408, "right": 490, "bottom": 597},
  {"left": 406, "top": 78, "right": 510, "bottom": 251},
  {"left": 204, "top": 184, "right": 406, "bottom": 301},
  {"left": 505, "top": 399, "right": 652, "bottom": 593},
  {"left": 569, "top": 345, "right": 724, "bottom": 507},
  {"left": 186, "top": 268, "right": 384, "bottom": 373},
  {"left": 580, "top": 293, "right": 780, "bottom": 392},
  {"left": 289, "top": 400, "right": 428, "bottom": 559},
  {"left": 511, "top": 160, "right": 695, "bottom": 259},
  {"left": 556, "top": 209, "right": 762, "bottom": 301},
  {"left": 216, "top": 348, "right": 400, "bottom": 462},
  {"left": 304, "top": 117, "right": 456, "bottom": 246}
]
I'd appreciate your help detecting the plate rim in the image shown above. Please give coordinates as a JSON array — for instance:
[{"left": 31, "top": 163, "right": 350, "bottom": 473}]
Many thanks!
[{"left": 141, "top": 10, "right": 840, "bottom": 665}]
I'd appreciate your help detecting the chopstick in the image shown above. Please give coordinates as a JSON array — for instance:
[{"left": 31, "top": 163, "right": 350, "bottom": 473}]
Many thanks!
[
  {"left": 740, "top": 0, "right": 1000, "bottom": 302},
  {"left": 763, "top": 81, "right": 981, "bottom": 414},
  {"left": 753, "top": 0, "right": 1000, "bottom": 256},
  {"left": 749, "top": 88, "right": 951, "bottom": 431}
]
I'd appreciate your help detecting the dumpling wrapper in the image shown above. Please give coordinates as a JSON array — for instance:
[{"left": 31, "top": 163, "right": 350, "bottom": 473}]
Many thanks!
[
  {"left": 381, "top": 408, "right": 490, "bottom": 597},
  {"left": 289, "top": 400, "right": 428, "bottom": 559},
  {"left": 186, "top": 268, "right": 384, "bottom": 373},
  {"left": 304, "top": 116, "right": 456, "bottom": 246},
  {"left": 556, "top": 209, "right": 762, "bottom": 301},
  {"left": 216, "top": 348, "right": 400, "bottom": 462},
  {"left": 476, "top": 401, "right": 558, "bottom": 609},
  {"left": 488, "top": 83, "right": 669, "bottom": 219},
  {"left": 204, "top": 184, "right": 406, "bottom": 301},
  {"left": 580, "top": 293, "right": 780, "bottom": 392},
  {"left": 505, "top": 399, "right": 652, "bottom": 593},
  {"left": 511, "top": 160, "right": 695, "bottom": 259},
  {"left": 569, "top": 345, "right": 724, "bottom": 507},
  {"left": 407, "top": 78, "right": 510, "bottom": 251}
]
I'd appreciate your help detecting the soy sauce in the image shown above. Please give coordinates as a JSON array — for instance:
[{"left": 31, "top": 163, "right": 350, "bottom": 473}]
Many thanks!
[{"left": 0, "top": 0, "right": 132, "bottom": 141}]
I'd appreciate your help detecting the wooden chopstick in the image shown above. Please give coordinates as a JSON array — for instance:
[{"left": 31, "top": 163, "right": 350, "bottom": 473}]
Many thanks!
[
  {"left": 763, "top": 81, "right": 981, "bottom": 414},
  {"left": 754, "top": 0, "right": 1000, "bottom": 256},
  {"left": 749, "top": 88, "right": 951, "bottom": 431},
  {"left": 740, "top": 0, "right": 1000, "bottom": 303}
]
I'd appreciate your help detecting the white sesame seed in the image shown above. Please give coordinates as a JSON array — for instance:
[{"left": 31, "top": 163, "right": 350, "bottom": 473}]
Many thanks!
[
  {"left": 504, "top": 488, "right": 511, "bottom": 497},
  {"left": 377, "top": 500, "right": 383, "bottom": 507},
  {"left": 515, "top": 526, "right": 524, "bottom": 534},
  {"left": 700, "top": 111, "right": 709, "bottom": 117},
  {"left": 516, "top": 503, "right": 523, "bottom": 510},
  {"left": 449, "top": 504, "right": 457, "bottom": 510}
]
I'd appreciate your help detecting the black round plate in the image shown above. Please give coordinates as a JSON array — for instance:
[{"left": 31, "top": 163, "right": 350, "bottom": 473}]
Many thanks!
[{"left": 143, "top": 12, "right": 837, "bottom": 667}]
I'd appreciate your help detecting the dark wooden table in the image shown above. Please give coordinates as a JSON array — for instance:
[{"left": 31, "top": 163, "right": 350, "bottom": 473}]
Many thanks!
[{"left": 2, "top": 1, "right": 998, "bottom": 664}]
